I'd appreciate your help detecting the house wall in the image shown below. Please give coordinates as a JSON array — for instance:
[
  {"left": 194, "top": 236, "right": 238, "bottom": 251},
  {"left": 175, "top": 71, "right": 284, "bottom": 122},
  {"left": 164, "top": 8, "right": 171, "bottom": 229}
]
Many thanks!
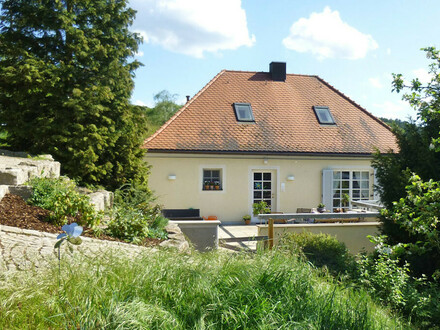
[{"left": 145, "top": 153, "right": 374, "bottom": 224}]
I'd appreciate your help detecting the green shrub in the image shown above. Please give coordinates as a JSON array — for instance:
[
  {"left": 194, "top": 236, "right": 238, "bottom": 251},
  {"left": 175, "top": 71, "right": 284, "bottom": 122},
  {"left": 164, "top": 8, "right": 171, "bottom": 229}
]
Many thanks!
[
  {"left": 252, "top": 201, "right": 270, "bottom": 216},
  {"left": 381, "top": 174, "right": 440, "bottom": 278},
  {"left": 106, "top": 184, "right": 168, "bottom": 242},
  {"left": 280, "top": 232, "right": 356, "bottom": 275},
  {"left": 28, "top": 176, "right": 100, "bottom": 228},
  {"left": 356, "top": 248, "right": 440, "bottom": 329}
]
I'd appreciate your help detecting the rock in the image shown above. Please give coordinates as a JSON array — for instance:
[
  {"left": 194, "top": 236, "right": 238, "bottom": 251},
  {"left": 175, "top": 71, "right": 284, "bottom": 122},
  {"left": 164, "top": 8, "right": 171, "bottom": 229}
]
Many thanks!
[
  {"left": 86, "top": 190, "right": 114, "bottom": 212},
  {"left": 8, "top": 185, "right": 33, "bottom": 201},
  {"left": 160, "top": 223, "right": 190, "bottom": 252},
  {"left": 0, "top": 185, "right": 9, "bottom": 202},
  {"left": 0, "top": 168, "right": 28, "bottom": 185}
]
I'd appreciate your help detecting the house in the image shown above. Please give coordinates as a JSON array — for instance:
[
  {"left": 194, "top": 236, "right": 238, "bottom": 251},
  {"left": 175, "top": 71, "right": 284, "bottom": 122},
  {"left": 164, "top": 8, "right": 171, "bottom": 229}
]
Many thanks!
[{"left": 143, "top": 62, "right": 398, "bottom": 223}]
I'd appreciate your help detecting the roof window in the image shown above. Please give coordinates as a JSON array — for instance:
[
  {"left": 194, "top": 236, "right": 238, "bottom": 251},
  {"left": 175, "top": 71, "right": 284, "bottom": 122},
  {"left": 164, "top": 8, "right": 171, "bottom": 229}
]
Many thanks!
[
  {"left": 233, "top": 103, "right": 255, "bottom": 122},
  {"left": 313, "top": 106, "right": 335, "bottom": 125}
]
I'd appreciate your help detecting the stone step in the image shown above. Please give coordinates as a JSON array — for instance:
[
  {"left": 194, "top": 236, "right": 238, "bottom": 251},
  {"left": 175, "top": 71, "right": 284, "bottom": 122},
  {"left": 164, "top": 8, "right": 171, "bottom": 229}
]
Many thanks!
[{"left": 0, "top": 185, "right": 9, "bottom": 202}]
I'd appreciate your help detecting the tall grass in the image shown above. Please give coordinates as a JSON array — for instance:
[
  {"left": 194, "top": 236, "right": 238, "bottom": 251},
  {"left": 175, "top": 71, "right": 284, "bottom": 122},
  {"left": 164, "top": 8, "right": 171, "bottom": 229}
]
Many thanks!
[{"left": 0, "top": 249, "right": 408, "bottom": 329}]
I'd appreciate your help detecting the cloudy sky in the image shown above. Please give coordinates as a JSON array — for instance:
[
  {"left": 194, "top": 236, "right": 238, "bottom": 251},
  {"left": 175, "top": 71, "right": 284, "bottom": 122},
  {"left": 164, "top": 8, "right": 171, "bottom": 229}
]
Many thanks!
[{"left": 129, "top": 0, "right": 440, "bottom": 120}]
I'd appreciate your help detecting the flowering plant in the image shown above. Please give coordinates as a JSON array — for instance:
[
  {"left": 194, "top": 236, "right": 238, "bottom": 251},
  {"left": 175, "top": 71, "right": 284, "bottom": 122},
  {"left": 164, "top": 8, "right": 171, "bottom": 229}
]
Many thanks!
[{"left": 54, "top": 222, "right": 83, "bottom": 249}]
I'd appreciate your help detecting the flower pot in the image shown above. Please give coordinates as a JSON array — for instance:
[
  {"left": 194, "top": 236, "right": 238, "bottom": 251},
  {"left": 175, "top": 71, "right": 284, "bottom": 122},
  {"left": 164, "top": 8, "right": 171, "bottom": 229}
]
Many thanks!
[
  {"left": 204, "top": 185, "right": 210, "bottom": 190},
  {"left": 215, "top": 185, "right": 220, "bottom": 190},
  {"left": 317, "top": 207, "right": 325, "bottom": 213},
  {"left": 244, "top": 219, "right": 251, "bottom": 225}
]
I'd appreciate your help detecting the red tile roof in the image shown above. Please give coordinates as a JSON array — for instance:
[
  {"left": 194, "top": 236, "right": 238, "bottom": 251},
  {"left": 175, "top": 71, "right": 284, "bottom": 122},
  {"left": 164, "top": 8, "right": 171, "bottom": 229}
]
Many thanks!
[{"left": 143, "top": 70, "right": 398, "bottom": 155}]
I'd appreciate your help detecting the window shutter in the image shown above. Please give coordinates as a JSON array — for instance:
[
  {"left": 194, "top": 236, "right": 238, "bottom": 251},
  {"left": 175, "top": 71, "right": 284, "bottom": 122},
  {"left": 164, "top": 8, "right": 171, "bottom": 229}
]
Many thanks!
[
  {"left": 322, "top": 169, "right": 333, "bottom": 210},
  {"left": 373, "top": 169, "right": 380, "bottom": 201}
]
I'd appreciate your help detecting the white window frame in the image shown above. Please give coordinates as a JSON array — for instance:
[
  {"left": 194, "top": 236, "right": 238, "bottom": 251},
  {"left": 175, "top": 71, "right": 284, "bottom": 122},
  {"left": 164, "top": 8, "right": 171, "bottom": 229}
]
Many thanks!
[
  {"left": 331, "top": 170, "right": 371, "bottom": 210},
  {"left": 322, "top": 168, "right": 374, "bottom": 211},
  {"left": 199, "top": 165, "right": 226, "bottom": 193}
]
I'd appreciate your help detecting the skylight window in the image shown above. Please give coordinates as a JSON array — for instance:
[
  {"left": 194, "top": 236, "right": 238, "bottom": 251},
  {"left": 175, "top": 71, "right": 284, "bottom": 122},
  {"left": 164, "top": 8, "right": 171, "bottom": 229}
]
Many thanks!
[
  {"left": 313, "top": 106, "right": 335, "bottom": 125},
  {"left": 233, "top": 103, "right": 255, "bottom": 122}
]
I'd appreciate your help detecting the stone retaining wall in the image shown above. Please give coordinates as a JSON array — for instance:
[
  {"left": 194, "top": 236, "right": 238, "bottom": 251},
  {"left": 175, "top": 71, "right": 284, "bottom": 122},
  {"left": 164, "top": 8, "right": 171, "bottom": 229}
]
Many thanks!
[{"left": 0, "top": 224, "right": 189, "bottom": 273}]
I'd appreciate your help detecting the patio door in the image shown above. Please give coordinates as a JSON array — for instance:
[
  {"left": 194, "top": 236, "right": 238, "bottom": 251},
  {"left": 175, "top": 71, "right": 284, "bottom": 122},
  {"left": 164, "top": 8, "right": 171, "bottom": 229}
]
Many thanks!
[{"left": 252, "top": 171, "right": 275, "bottom": 217}]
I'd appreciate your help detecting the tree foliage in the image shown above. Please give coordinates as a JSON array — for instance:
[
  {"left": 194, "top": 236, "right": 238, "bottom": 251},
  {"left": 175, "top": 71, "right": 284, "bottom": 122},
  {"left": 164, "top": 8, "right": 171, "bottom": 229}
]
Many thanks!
[
  {"left": 0, "top": 0, "right": 148, "bottom": 189},
  {"left": 373, "top": 47, "right": 440, "bottom": 277},
  {"left": 374, "top": 47, "right": 440, "bottom": 208},
  {"left": 144, "top": 90, "right": 181, "bottom": 136},
  {"left": 381, "top": 175, "right": 440, "bottom": 279}
]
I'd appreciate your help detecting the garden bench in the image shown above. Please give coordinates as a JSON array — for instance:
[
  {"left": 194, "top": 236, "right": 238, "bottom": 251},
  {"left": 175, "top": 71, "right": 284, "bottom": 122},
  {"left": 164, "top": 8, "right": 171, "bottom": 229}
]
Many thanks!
[{"left": 162, "top": 209, "right": 203, "bottom": 221}]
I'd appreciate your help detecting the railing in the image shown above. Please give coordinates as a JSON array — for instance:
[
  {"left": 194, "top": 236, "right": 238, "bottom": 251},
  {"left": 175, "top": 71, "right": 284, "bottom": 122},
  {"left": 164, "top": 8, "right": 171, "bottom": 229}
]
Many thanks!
[{"left": 258, "top": 211, "right": 380, "bottom": 224}]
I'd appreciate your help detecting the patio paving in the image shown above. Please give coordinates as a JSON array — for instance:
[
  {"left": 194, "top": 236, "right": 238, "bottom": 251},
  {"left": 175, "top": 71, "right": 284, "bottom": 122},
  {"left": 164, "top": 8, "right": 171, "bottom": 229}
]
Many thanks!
[{"left": 218, "top": 224, "right": 260, "bottom": 251}]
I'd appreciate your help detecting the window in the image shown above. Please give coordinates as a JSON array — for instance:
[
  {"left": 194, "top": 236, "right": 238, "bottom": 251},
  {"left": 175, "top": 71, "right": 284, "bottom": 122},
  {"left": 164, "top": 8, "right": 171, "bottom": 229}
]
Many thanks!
[
  {"left": 313, "top": 106, "right": 335, "bottom": 125},
  {"left": 233, "top": 103, "right": 255, "bottom": 122},
  {"left": 332, "top": 170, "right": 370, "bottom": 210},
  {"left": 203, "top": 169, "right": 222, "bottom": 190}
]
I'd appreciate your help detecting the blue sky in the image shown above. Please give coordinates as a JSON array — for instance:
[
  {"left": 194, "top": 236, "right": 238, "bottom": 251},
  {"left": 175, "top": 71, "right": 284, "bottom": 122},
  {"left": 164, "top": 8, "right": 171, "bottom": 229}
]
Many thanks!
[{"left": 129, "top": 0, "right": 440, "bottom": 120}]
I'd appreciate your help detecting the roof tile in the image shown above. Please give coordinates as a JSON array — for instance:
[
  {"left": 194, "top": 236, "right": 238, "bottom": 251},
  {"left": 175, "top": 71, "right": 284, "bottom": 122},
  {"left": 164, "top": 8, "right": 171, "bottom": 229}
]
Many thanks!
[{"left": 143, "top": 70, "right": 398, "bottom": 154}]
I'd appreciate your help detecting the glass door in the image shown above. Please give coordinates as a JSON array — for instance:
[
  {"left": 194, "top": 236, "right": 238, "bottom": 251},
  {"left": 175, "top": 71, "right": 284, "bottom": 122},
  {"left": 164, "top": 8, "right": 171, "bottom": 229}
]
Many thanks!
[{"left": 252, "top": 171, "right": 274, "bottom": 212}]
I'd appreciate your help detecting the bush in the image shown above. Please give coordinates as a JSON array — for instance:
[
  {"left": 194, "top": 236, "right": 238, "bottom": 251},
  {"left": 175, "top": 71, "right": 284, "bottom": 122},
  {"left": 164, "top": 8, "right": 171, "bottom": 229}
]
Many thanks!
[
  {"left": 280, "top": 232, "right": 356, "bottom": 276},
  {"left": 106, "top": 184, "right": 168, "bottom": 243},
  {"left": 28, "top": 176, "right": 100, "bottom": 228},
  {"left": 381, "top": 174, "right": 440, "bottom": 278},
  {"left": 356, "top": 246, "right": 440, "bottom": 329}
]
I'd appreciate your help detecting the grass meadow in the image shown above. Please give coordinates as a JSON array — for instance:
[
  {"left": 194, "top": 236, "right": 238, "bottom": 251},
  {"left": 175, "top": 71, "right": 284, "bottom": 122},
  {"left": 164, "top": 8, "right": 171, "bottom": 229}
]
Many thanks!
[{"left": 0, "top": 249, "right": 409, "bottom": 329}]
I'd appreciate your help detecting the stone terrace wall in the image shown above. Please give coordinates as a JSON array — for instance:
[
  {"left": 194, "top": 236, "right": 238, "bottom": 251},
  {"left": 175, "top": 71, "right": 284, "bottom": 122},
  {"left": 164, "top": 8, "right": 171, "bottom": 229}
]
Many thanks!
[{"left": 0, "top": 223, "right": 189, "bottom": 273}]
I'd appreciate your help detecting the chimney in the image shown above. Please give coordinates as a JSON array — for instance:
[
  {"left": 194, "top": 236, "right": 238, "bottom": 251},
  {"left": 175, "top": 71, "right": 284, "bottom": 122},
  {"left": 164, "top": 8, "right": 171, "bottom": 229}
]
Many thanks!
[
  {"left": 186, "top": 95, "right": 190, "bottom": 102},
  {"left": 269, "top": 62, "right": 286, "bottom": 81}
]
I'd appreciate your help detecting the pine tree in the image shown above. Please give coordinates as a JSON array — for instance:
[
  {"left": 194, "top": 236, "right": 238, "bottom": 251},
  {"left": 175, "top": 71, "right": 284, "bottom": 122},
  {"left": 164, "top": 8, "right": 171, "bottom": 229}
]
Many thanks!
[{"left": 0, "top": 0, "right": 148, "bottom": 189}]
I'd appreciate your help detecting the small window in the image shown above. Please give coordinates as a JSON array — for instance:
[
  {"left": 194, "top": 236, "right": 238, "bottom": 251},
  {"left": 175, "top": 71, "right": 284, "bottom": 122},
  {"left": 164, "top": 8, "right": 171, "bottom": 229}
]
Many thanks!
[
  {"left": 313, "top": 106, "right": 335, "bottom": 125},
  {"left": 233, "top": 103, "right": 255, "bottom": 122},
  {"left": 203, "top": 169, "right": 222, "bottom": 190}
]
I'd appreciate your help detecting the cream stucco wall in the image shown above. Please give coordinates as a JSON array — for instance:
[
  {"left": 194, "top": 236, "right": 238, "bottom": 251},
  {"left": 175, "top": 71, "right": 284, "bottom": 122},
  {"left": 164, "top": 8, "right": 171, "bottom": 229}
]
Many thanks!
[
  {"left": 258, "top": 222, "right": 380, "bottom": 254},
  {"left": 145, "top": 153, "right": 374, "bottom": 223}
]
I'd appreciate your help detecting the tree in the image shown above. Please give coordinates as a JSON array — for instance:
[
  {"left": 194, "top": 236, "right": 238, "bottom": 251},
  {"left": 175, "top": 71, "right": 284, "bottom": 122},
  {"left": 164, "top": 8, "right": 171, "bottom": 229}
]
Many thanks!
[
  {"left": 373, "top": 47, "right": 440, "bottom": 277},
  {"left": 0, "top": 0, "right": 148, "bottom": 189},
  {"left": 374, "top": 47, "right": 440, "bottom": 209},
  {"left": 144, "top": 90, "right": 182, "bottom": 136}
]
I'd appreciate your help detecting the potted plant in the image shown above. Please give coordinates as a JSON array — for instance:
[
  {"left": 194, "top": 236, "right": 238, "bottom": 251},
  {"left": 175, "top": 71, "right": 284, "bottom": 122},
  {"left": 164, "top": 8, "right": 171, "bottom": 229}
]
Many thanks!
[
  {"left": 209, "top": 181, "right": 214, "bottom": 190},
  {"left": 243, "top": 214, "right": 251, "bottom": 225},
  {"left": 204, "top": 181, "right": 210, "bottom": 190},
  {"left": 252, "top": 201, "right": 270, "bottom": 217},
  {"left": 341, "top": 193, "right": 350, "bottom": 212},
  {"left": 214, "top": 181, "right": 220, "bottom": 190},
  {"left": 317, "top": 203, "right": 326, "bottom": 213}
]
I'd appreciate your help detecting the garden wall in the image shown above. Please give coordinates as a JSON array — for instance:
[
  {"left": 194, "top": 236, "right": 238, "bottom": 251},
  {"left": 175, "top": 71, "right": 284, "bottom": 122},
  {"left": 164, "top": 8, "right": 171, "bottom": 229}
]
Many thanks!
[
  {"left": 257, "top": 222, "right": 380, "bottom": 254},
  {"left": 0, "top": 224, "right": 188, "bottom": 273}
]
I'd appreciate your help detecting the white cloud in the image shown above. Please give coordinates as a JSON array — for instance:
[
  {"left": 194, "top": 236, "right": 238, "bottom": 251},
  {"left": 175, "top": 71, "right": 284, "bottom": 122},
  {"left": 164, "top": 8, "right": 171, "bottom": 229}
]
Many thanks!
[
  {"left": 282, "top": 6, "right": 378, "bottom": 60},
  {"left": 412, "top": 68, "right": 432, "bottom": 84},
  {"left": 131, "top": 0, "right": 255, "bottom": 58},
  {"left": 386, "top": 48, "right": 391, "bottom": 55},
  {"left": 372, "top": 100, "right": 413, "bottom": 120},
  {"left": 368, "top": 77, "right": 383, "bottom": 89},
  {"left": 135, "top": 50, "right": 144, "bottom": 57}
]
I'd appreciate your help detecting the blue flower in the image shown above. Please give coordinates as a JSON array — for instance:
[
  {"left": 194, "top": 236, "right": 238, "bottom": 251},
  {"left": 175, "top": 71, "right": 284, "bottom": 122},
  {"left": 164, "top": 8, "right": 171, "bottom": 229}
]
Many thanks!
[
  {"left": 55, "top": 223, "right": 83, "bottom": 248},
  {"left": 57, "top": 223, "right": 83, "bottom": 239}
]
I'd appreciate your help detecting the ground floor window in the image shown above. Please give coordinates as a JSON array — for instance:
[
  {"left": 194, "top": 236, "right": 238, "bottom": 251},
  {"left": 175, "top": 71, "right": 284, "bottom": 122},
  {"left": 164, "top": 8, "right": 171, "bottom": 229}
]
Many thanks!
[
  {"left": 332, "top": 170, "right": 370, "bottom": 210},
  {"left": 203, "top": 169, "right": 222, "bottom": 190}
]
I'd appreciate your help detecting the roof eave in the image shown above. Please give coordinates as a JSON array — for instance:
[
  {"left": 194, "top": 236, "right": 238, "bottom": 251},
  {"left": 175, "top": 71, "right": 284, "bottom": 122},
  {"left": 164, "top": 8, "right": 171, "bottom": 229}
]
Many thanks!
[{"left": 144, "top": 149, "right": 394, "bottom": 157}]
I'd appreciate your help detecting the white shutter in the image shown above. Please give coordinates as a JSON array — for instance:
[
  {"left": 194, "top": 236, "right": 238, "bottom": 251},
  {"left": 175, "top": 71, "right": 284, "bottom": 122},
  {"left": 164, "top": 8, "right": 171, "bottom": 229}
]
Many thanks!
[
  {"left": 322, "top": 169, "right": 333, "bottom": 210},
  {"left": 373, "top": 169, "right": 380, "bottom": 201}
]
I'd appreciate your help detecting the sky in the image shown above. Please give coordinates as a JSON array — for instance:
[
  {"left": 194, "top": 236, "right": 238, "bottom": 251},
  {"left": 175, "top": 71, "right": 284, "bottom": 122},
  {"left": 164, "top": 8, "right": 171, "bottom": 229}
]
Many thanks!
[{"left": 129, "top": 0, "right": 440, "bottom": 120}]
